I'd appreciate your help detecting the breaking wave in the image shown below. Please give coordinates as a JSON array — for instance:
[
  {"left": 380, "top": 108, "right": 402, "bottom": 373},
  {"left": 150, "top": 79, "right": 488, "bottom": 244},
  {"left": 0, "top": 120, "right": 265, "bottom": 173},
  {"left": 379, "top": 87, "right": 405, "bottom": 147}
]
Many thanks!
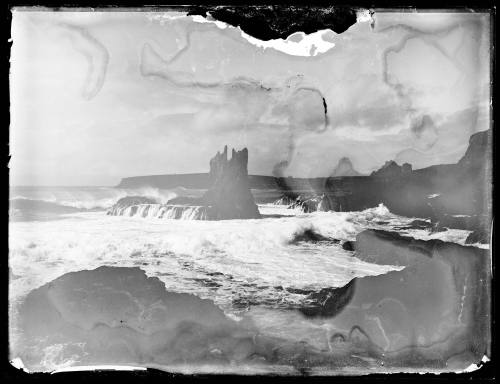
[
  {"left": 109, "top": 203, "right": 212, "bottom": 220},
  {"left": 9, "top": 186, "right": 183, "bottom": 212},
  {"left": 9, "top": 204, "right": 407, "bottom": 307}
]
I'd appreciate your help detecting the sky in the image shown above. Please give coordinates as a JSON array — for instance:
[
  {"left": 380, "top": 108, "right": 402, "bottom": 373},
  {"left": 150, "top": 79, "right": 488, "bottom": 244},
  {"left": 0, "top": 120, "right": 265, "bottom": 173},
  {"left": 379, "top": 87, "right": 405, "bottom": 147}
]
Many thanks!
[{"left": 10, "top": 9, "right": 491, "bottom": 186}]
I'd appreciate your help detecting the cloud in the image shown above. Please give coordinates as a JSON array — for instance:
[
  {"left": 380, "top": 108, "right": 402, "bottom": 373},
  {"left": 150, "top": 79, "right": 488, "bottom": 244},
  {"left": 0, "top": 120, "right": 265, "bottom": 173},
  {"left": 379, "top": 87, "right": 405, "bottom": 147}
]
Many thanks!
[{"left": 9, "top": 11, "right": 491, "bottom": 185}]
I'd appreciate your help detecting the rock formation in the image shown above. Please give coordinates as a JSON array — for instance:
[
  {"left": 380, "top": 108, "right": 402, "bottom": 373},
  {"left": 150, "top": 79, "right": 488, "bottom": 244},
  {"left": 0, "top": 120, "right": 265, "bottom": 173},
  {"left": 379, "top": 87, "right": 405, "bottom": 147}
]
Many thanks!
[
  {"left": 203, "top": 146, "right": 261, "bottom": 219},
  {"left": 331, "top": 157, "right": 361, "bottom": 177},
  {"left": 299, "top": 229, "right": 491, "bottom": 369},
  {"left": 109, "top": 146, "right": 261, "bottom": 220},
  {"left": 107, "top": 196, "right": 214, "bottom": 220},
  {"left": 428, "top": 129, "right": 492, "bottom": 236},
  {"left": 457, "top": 128, "right": 493, "bottom": 172},
  {"left": 370, "top": 160, "right": 412, "bottom": 178},
  {"left": 14, "top": 266, "right": 269, "bottom": 371},
  {"left": 14, "top": 233, "right": 491, "bottom": 372},
  {"left": 13, "top": 266, "right": 424, "bottom": 373},
  {"left": 286, "top": 193, "right": 347, "bottom": 213},
  {"left": 112, "top": 130, "right": 491, "bottom": 239},
  {"left": 107, "top": 196, "right": 158, "bottom": 216}
]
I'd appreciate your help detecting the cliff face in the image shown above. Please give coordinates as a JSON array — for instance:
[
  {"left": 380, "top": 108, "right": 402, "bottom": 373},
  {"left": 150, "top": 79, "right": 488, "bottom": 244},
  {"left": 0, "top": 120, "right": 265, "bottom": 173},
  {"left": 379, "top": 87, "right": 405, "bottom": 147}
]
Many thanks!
[
  {"left": 281, "top": 129, "right": 492, "bottom": 239},
  {"left": 458, "top": 128, "right": 493, "bottom": 172},
  {"left": 429, "top": 129, "right": 492, "bottom": 225},
  {"left": 203, "top": 146, "right": 261, "bottom": 219},
  {"left": 113, "top": 130, "right": 491, "bottom": 232}
]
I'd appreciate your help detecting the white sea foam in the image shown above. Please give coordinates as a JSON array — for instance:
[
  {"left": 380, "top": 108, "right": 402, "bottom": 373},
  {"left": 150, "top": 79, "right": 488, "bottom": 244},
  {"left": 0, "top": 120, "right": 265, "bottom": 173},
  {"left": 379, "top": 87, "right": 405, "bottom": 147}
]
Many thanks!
[
  {"left": 9, "top": 205, "right": 408, "bottom": 308},
  {"left": 10, "top": 186, "right": 181, "bottom": 210},
  {"left": 110, "top": 203, "right": 211, "bottom": 220},
  {"left": 9, "top": 201, "right": 488, "bottom": 372},
  {"left": 9, "top": 201, "right": 484, "bottom": 323}
]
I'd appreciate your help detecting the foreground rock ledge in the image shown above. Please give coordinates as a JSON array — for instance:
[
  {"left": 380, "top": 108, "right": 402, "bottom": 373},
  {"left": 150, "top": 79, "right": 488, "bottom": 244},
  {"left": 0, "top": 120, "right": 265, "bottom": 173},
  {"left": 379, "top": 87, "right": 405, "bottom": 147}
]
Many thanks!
[
  {"left": 13, "top": 231, "right": 491, "bottom": 373},
  {"left": 301, "top": 229, "right": 491, "bottom": 369}
]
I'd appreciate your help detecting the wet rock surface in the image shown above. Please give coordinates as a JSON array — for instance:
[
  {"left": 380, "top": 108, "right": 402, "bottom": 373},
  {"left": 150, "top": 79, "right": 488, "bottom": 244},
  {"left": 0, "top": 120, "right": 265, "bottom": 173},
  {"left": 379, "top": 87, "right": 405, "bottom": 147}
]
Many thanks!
[
  {"left": 203, "top": 146, "right": 261, "bottom": 220},
  {"left": 109, "top": 146, "right": 261, "bottom": 220},
  {"left": 300, "top": 280, "right": 356, "bottom": 318},
  {"left": 318, "top": 229, "right": 491, "bottom": 367},
  {"left": 107, "top": 196, "right": 158, "bottom": 215},
  {"left": 288, "top": 227, "right": 337, "bottom": 244},
  {"left": 14, "top": 227, "right": 491, "bottom": 373},
  {"left": 465, "top": 227, "right": 491, "bottom": 245},
  {"left": 341, "top": 241, "right": 355, "bottom": 251},
  {"left": 15, "top": 267, "right": 306, "bottom": 371}
]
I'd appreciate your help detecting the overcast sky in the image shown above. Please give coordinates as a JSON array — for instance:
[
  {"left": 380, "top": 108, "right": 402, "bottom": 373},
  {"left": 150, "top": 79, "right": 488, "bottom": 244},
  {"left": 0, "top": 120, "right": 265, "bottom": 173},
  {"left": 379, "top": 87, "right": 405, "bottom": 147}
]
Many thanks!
[{"left": 10, "top": 9, "right": 491, "bottom": 186}]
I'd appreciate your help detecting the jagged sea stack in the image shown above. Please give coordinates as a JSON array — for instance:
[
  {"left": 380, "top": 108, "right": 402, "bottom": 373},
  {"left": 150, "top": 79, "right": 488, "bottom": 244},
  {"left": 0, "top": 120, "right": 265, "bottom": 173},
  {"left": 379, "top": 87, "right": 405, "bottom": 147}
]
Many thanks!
[{"left": 203, "top": 146, "right": 261, "bottom": 219}]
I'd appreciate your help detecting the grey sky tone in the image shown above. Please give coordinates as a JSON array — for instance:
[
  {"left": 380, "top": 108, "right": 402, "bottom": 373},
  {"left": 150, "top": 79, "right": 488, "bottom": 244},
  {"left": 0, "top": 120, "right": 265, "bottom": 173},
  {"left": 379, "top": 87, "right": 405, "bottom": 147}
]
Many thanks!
[{"left": 10, "top": 10, "right": 491, "bottom": 186}]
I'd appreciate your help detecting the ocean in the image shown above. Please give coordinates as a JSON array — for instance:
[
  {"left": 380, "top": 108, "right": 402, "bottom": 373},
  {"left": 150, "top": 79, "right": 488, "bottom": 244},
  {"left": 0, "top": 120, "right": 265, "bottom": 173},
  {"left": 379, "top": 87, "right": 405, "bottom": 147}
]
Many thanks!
[{"left": 8, "top": 186, "right": 478, "bottom": 370}]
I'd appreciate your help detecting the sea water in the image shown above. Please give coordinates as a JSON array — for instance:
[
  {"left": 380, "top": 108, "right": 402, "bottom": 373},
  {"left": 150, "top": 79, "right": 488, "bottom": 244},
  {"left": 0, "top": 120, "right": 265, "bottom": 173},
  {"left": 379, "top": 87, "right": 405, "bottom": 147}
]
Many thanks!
[{"left": 8, "top": 186, "right": 477, "bottom": 368}]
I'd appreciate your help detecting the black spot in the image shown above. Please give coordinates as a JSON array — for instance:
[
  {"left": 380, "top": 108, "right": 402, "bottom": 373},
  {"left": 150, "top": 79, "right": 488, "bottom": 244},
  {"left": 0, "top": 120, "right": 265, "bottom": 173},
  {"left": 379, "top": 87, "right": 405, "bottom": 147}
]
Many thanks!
[{"left": 187, "top": 6, "right": 359, "bottom": 40}]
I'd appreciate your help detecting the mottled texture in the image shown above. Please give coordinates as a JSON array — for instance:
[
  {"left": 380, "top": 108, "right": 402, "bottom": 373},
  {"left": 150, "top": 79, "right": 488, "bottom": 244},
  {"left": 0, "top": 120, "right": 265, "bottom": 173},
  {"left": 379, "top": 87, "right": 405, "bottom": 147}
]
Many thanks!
[
  {"left": 320, "top": 229, "right": 491, "bottom": 367},
  {"left": 16, "top": 267, "right": 280, "bottom": 371}
]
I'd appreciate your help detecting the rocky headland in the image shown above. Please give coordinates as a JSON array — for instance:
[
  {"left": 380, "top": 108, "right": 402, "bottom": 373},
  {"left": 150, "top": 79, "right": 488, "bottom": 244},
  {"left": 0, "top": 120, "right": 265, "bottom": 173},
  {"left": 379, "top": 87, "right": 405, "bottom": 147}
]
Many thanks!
[
  {"left": 278, "top": 129, "right": 492, "bottom": 242},
  {"left": 113, "top": 129, "right": 491, "bottom": 241},
  {"left": 109, "top": 146, "right": 261, "bottom": 220}
]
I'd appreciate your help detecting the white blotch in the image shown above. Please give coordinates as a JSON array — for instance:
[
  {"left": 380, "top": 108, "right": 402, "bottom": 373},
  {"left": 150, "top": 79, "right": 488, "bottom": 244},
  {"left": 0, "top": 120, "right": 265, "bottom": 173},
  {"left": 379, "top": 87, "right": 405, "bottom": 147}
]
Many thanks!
[{"left": 356, "top": 9, "right": 373, "bottom": 24}]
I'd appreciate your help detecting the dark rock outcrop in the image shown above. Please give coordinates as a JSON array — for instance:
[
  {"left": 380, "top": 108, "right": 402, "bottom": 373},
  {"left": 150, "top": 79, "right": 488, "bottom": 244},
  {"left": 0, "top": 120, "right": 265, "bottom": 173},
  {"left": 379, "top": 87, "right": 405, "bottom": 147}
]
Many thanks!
[
  {"left": 288, "top": 227, "right": 339, "bottom": 244},
  {"left": 300, "top": 280, "right": 356, "bottom": 318},
  {"left": 370, "top": 160, "right": 412, "bottom": 178},
  {"left": 457, "top": 128, "right": 493, "bottom": 172},
  {"left": 465, "top": 227, "right": 491, "bottom": 245},
  {"left": 289, "top": 193, "right": 344, "bottom": 213},
  {"left": 289, "top": 195, "right": 320, "bottom": 213},
  {"left": 110, "top": 147, "right": 261, "bottom": 220},
  {"left": 272, "top": 195, "right": 296, "bottom": 206},
  {"left": 203, "top": 146, "right": 261, "bottom": 220},
  {"left": 113, "top": 129, "right": 492, "bottom": 236},
  {"left": 285, "top": 129, "right": 490, "bottom": 233},
  {"left": 306, "top": 229, "right": 491, "bottom": 368},
  {"left": 427, "top": 129, "right": 492, "bottom": 239},
  {"left": 107, "top": 196, "right": 158, "bottom": 215},
  {"left": 393, "top": 219, "right": 432, "bottom": 231},
  {"left": 341, "top": 241, "right": 355, "bottom": 251}
]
